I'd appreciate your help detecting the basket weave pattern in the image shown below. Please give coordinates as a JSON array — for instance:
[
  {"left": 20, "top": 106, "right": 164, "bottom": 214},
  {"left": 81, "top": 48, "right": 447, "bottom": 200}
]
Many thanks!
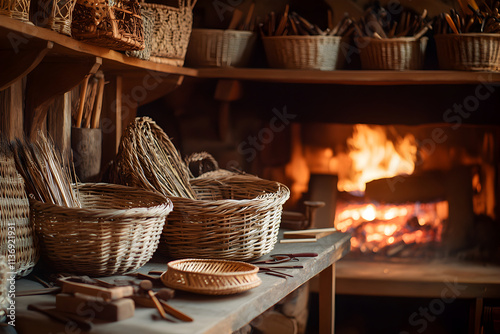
[
  {"left": 435, "top": 34, "right": 500, "bottom": 71},
  {"left": 0, "top": 154, "right": 38, "bottom": 278},
  {"left": 262, "top": 35, "right": 342, "bottom": 70},
  {"left": 71, "top": 0, "right": 145, "bottom": 51},
  {"left": 162, "top": 175, "right": 290, "bottom": 261},
  {"left": 31, "top": 183, "right": 172, "bottom": 276},
  {"left": 142, "top": 0, "right": 192, "bottom": 65},
  {"left": 161, "top": 258, "right": 261, "bottom": 295},
  {"left": 0, "top": 0, "right": 30, "bottom": 22},
  {"left": 186, "top": 29, "right": 256, "bottom": 68},
  {"left": 34, "top": 0, "right": 77, "bottom": 35},
  {"left": 358, "top": 37, "right": 428, "bottom": 70}
]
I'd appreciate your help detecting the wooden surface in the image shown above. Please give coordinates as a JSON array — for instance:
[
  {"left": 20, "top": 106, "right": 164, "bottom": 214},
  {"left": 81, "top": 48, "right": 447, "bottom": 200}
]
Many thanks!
[
  {"left": 15, "top": 231, "right": 350, "bottom": 334},
  {"left": 334, "top": 259, "right": 500, "bottom": 299}
]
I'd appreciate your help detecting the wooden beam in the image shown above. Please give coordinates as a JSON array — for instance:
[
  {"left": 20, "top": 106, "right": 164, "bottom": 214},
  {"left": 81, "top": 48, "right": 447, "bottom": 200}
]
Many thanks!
[
  {"left": 0, "top": 80, "right": 23, "bottom": 140},
  {"left": 101, "top": 74, "right": 122, "bottom": 170},
  {"left": 0, "top": 40, "right": 53, "bottom": 91},
  {"left": 25, "top": 57, "right": 102, "bottom": 139},
  {"left": 319, "top": 263, "right": 336, "bottom": 334}
]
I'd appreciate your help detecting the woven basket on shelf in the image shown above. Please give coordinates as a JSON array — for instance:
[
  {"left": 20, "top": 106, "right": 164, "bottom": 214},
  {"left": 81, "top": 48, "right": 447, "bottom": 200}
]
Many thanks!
[
  {"left": 30, "top": 183, "right": 172, "bottom": 276},
  {"left": 0, "top": 0, "right": 30, "bottom": 22},
  {"left": 162, "top": 174, "right": 290, "bottom": 261},
  {"left": 185, "top": 29, "right": 256, "bottom": 68},
  {"left": 0, "top": 149, "right": 38, "bottom": 278},
  {"left": 357, "top": 36, "right": 428, "bottom": 70},
  {"left": 141, "top": 0, "right": 194, "bottom": 66},
  {"left": 435, "top": 34, "right": 500, "bottom": 71},
  {"left": 262, "top": 35, "right": 343, "bottom": 70},
  {"left": 161, "top": 258, "right": 261, "bottom": 295},
  {"left": 126, "top": 8, "right": 154, "bottom": 60},
  {"left": 33, "top": 0, "right": 77, "bottom": 35},
  {"left": 71, "top": 0, "right": 145, "bottom": 51}
]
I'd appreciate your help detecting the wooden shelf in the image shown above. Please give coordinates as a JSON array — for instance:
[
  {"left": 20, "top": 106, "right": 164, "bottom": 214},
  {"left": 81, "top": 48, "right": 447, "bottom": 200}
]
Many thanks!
[{"left": 195, "top": 67, "right": 500, "bottom": 85}]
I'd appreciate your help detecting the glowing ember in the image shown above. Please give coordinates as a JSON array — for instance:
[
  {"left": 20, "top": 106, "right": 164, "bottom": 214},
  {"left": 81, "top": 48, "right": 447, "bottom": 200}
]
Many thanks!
[{"left": 335, "top": 201, "right": 447, "bottom": 255}]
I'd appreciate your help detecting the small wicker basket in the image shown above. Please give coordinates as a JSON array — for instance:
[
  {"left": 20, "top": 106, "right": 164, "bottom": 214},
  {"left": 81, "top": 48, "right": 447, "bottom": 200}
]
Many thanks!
[
  {"left": 141, "top": 0, "right": 194, "bottom": 66},
  {"left": 0, "top": 0, "right": 30, "bottom": 23},
  {"left": 71, "top": 0, "right": 145, "bottom": 51},
  {"left": 435, "top": 33, "right": 500, "bottom": 71},
  {"left": 31, "top": 183, "right": 173, "bottom": 276},
  {"left": 161, "top": 258, "right": 261, "bottom": 295},
  {"left": 186, "top": 29, "right": 256, "bottom": 68},
  {"left": 162, "top": 174, "right": 290, "bottom": 261},
  {"left": 262, "top": 35, "right": 343, "bottom": 70},
  {"left": 0, "top": 149, "right": 38, "bottom": 278},
  {"left": 33, "top": 0, "right": 77, "bottom": 36},
  {"left": 357, "top": 36, "right": 428, "bottom": 70}
]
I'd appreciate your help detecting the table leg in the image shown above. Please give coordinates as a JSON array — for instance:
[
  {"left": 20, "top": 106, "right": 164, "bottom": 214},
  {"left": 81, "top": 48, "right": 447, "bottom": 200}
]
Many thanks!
[{"left": 319, "top": 263, "right": 336, "bottom": 334}]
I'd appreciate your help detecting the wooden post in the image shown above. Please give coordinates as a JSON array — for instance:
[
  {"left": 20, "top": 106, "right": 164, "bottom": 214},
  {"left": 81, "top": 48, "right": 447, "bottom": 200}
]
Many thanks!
[
  {"left": 319, "top": 263, "right": 336, "bottom": 334},
  {"left": 47, "top": 92, "right": 72, "bottom": 161},
  {"left": 308, "top": 174, "right": 338, "bottom": 229},
  {"left": 0, "top": 81, "right": 23, "bottom": 140},
  {"left": 101, "top": 75, "right": 122, "bottom": 170}
]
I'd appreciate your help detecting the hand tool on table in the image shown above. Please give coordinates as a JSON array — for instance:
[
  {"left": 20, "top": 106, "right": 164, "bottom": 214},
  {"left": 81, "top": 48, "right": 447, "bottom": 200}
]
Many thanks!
[
  {"left": 253, "top": 253, "right": 317, "bottom": 279},
  {"left": 59, "top": 278, "right": 134, "bottom": 301}
]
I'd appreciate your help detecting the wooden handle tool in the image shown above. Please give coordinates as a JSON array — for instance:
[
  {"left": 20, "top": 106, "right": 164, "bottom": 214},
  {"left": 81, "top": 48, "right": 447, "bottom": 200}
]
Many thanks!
[
  {"left": 445, "top": 13, "right": 460, "bottom": 34},
  {"left": 228, "top": 9, "right": 243, "bottom": 30}
]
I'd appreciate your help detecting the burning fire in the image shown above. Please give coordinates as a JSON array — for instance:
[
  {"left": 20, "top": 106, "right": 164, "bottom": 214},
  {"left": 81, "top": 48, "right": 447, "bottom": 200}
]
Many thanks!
[{"left": 336, "top": 201, "right": 447, "bottom": 255}]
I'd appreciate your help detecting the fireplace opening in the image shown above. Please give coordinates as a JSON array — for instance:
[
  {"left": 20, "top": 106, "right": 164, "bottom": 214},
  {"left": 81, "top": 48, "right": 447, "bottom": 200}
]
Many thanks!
[{"left": 288, "top": 123, "right": 500, "bottom": 263}]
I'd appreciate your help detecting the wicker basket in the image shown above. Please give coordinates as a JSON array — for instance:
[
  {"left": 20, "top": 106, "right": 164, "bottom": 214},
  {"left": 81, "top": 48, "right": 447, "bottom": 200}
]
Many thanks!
[
  {"left": 126, "top": 8, "right": 153, "bottom": 60},
  {"left": 33, "top": 0, "right": 77, "bottom": 35},
  {"left": 161, "top": 258, "right": 261, "bottom": 295},
  {"left": 435, "top": 34, "right": 500, "bottom": 71},
  {"left": 30, "top": 183, "right": 172, "bottom": 276},
  {"left": 262, "top": 35, "right": 343, "bottom": 70},
  {"left": 162, "top": 174, "right": 290, "bottom": 261},
  {"left": 357, "top": 36, "right": 428, "bottom": 70},
  {"left": 141, "top": 0, "right": 194, "bottom": 66},
  {"left": 185, "top": 29, "right": 256, "bottom": 68},
  {"left": 0, "top": 149, "right": 38, "bottom": 278},
  {"left": 0, "top": 0, "right": 30, "bottom": 22},
  {"left": 71, "top": 0, "right": 145, "bottom": 51}
]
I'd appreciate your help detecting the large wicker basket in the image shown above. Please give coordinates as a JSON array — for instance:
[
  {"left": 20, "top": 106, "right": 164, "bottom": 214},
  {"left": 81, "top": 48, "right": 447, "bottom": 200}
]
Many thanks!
[
  {"left": 0, "top": 149, "right": 38, "bottom": 278},
  {"left": 71, "top": 0, "right": 145, "bottom": 51},
  {"left": 141, "top": 0, "right": 194, "bottom": 66},
  {"left": 262, "top": 35, "right": 343, "bottom": 70},
  {"left": 435, "top": 33, "right": 500, "bottom": 71},
  {"left": 357, "top": 36, "right": 428, "bottom": 70},
  {"left": 162, "top": 174, "right": 290, "bottom": 261},
  {"left": 30, "top": 183, "right": 172, "bottom": 276},
  {"left": 0, "top": 0, "right": 30, "bottom": 22},
  {"left": 185, "top": 29, "right": 256, "bottom": 68}
]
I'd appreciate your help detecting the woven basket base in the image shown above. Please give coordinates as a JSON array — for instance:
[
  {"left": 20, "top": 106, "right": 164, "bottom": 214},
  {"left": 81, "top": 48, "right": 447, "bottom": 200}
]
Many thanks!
[{"left": 149, "top": 56, "right": 185, "bottom": 66}]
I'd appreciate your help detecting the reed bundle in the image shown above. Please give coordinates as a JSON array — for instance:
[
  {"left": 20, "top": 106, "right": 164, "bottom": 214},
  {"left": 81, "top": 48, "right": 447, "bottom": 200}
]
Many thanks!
[
  {"left": 435, "top": 0, "right": 500, "bottom": 34},
  {"left": 72, "top": 71, "right": 105, "bottom": 129},
  {"left": 353, "top": 3, "right": 431, "bottom": 39},
  {"left": 11, "top": 133, "right": 80, "bottom": 208},
  {"left": 113, "top": 117, "right": 197, "bottom": 200}
]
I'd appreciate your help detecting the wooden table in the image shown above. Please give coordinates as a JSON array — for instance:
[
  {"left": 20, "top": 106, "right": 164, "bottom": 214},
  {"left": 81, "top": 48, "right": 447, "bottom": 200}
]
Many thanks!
[{"left": 15, "top": 231, "right": 350, "bottom": 334}]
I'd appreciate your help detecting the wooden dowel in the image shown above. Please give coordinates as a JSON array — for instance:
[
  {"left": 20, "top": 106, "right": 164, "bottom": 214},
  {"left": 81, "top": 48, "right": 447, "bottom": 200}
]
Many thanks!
[
  {"left": 75, "top": 75, "right": 90, "bottom": 128},
  {"left": 91, "top": 75, "right": 105, "bottom": 129}
]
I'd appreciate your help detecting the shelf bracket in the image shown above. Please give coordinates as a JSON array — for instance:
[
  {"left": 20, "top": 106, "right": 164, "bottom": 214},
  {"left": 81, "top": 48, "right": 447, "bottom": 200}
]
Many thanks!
[
  {"left": 0, "top": 40, "right": 54, "bottom": 91},
  {"left": 25, "top": 56, "right": 102, "bottom": 139}
]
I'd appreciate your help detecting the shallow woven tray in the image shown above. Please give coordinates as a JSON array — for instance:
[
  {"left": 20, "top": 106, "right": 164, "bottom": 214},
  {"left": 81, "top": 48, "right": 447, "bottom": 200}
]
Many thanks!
[
  {"left": 31, "top": 183, "right": 173, "bottom": 276},
  {"left": 357, "top": 36, "right": 428, "bottom": 70},
  {"left": 161, "top": 258, "right": 261, "bottom": 295},
  {"left": 186, "top": 29, "right": 256, "bottom": 68},
  {"left": 435, "top": 33, "right": 500, "bottom": 71}
]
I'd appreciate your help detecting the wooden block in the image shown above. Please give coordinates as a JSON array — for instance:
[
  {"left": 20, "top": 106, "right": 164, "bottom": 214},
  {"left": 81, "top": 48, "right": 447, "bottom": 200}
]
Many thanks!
[
  {"left": 280, "top": 239, "right": 317, "bottom": 244},
  {"left": 61, "top": 280, "right": 134, "bottom": 301},
  {"left": 56, "top": 293, "right": 135, "bottom": 322},
  {"left": 284, "top": 227, "right": 337, "bottom": 239}
]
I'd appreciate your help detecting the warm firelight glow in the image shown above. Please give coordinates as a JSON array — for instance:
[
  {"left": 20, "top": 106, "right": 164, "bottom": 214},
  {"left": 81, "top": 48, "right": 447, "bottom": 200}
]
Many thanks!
[
  {"left": 335, "top": 201, "right": 447, "bottom": 255},
  {"left": 334, "top": 125, "right": 417, "bottom": 193}
]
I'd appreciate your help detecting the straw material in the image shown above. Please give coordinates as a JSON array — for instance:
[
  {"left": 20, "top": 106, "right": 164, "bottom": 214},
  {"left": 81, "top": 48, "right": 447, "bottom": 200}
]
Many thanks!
[
  {"left": 161, "top": 258, "right": 261, "bottom": 295},
  {"left": 0, "top": 144, "right": 38, "bottom": 278},
  {"left": 71, "top": 0, "right": 145, "bottom": 51},
  {"left": 31, "top": 183, "right": 173, "bottom": 276},
  {"left": 186, "top": 29, "right": 256, "bottom": 68},
  {"left": 358, "top": 36, "right": 428, "bottom": 70},
  {"left": 112, "top": 117, "right": 196, "bottom": 199},
  {"left": 142, "top": 0, "right": 193, "bottom": 66},
  {"left": 262, "top": 35, "right": 343, "bottom": 70},
  {"left": 162, "top": 174, "right": 290, "bottom": 261},
  {"left": 126, "top": 9, "right": 154, "bottom": 60},
  {"left": 435, "top": 34, "right": 500, "bottom": 71},
  {"left": 0, "top": 0, "right": 30, "bottom": 23},
  {"left": 34, "top": 0, "right": 76, "bottom": 36}
]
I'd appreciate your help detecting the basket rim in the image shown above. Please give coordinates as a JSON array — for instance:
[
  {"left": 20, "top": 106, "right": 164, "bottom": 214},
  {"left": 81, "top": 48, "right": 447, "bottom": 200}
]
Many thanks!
[
  {"left": 434, "top": 33, "right": 500, "bottom": 38},
  {"left": 166, "top": 258, "right": 259, "bottom": 276},
  {"left": 262, "top": 35, "right": 342, "bottom": 41},
  {"left": 30, "top": 182, "right": 173, "bottom": 219},
  {"left": 191, "top": 28, "right": 256, "bottom": 36},
  {"left": 358, "top": 36, "right": 427, "bottom": 43}
]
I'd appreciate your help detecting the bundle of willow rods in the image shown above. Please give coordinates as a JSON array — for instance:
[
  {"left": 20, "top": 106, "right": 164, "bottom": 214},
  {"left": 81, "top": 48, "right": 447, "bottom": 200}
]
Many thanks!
[
  {"left": 11, "top": 133, "right": 80, "bottom": 208},
  {"left": 259, "top": 5, "right": 354, "bottom": 37},
  {"left": 435, "top": 0, "right": 500, "bottom": 34},
  {"left": 353, "top": 3, "right": 431, "bottom": 39},
  {"left": 113, "top": 117, "right": 197, "bottom": 200}
]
